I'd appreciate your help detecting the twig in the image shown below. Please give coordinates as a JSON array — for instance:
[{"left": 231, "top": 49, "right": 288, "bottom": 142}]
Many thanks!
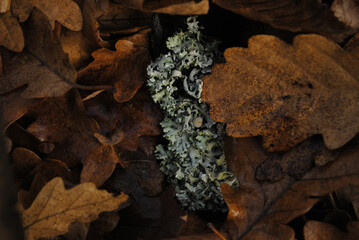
[{"left": 208, "top": 222, "right": 227, "bottom": 240}]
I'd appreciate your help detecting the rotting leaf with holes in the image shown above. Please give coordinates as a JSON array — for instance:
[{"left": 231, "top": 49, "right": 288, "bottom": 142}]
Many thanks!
[
  {"left": 21, "top": 177, "right": 128, "bottom": 240},
  {"left": 0, "top": 9, "right": 76, "bottom": 98},
  {"left": 220, "top": 137, "right": 359, "bottom": 240},
  {"left": 202, "top": 34, "right": 359, "bottom": 152},
  {"left": 213, "top": 0, "right": 356, "bottom": 42},
  {"left": 78, "top": 28, "right": 151, "bottom": 103}
]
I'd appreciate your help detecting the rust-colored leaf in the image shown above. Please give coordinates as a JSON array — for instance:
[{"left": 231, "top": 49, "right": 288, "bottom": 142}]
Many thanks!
[
  {"left": 115, "top": 0, "right": 209, "bottom": 15},
  {"left": 12, "top": 0, "right": 82, "bottom": 30},
  {"left": 0, "top": 9, "right": 76, "bottom": 98},
  {"left": 81, "top": 144, "right": 123, "bottom": 187},
  {"left": 78, "top": 29, "right": 151, "bottom": 103},
  {"left": 221, "top": 137, "right": 359, "bottom": 239},
  {"left": 213, "top": 0, "right": 355, "bottom": 42},
  {"left": 21, "top": 177, "right": 128, "bottom": 240},
  {"left": 0, "top": 11, "right": 23, "bottom": 52},
  {"left": 304, "top": 221, "right": 359, "bottom": 240},
  {"left": 202, "top": 34, "right": 359, "bottom": 152}
]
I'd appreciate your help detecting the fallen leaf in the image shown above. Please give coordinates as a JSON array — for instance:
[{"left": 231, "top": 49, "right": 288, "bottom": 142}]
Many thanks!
[
  {"left": 81, "top": 144, "right": 123, "bottom": 187},
  {"left": 345, "top": 33, "right": 359, "bottom": 59},
  {"left": 0, "top": 9, "right": 76, "bottom": 98},
  {"left": 304, "top": 221, "right": 359, "bottom": 240},
  {"left": 202, "top": 34, "right": 359, "bottom": 152},
  {"left": 86, "top": 212, "right": 119, "bottom": 240},
  {"left": 12, "top": 147, "right": 42, "bottom": 177},
  {"left": 331, "top": 0, "right": 359, "bottom": 30},
  {"left": 221, "top": 137, "right": 359, "bottom": 239},
  {"left": 11, "top": 0, "right": 82, "bottom": 30},
  {"left": 26, "top": 89, "right": 100, "bottom": 167},
  {"left": 18, "top": 158, "right": 71, "bottom": 208},
  {"left": 0, "top": 0, "right": 10, "bottom": 13},
  {"left": 213, "top": 0, "right": 356, "bottom": 42},
  {"left": 0, "top": 11, "right": 24, "bottom": 52},
  {"left": 115, "top": 0, "right": 209, "bottom": 15},
  {"left": 84, "top": 88, "right": 162, "bottom": 152},
  {"left": 78, "top": 28, "right": 151, "bottom": 103},
  {"left": 166, "top": 233, "right": 223, "bottom": 240},
  {"left": 21, "top": 177, "right": 128, "bottom": 240}
]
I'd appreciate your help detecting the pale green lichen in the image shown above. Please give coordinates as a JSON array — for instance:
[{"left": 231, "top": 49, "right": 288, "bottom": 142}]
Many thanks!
[{"left": 147, "top": 17, "right": 238, "bottom": 211}]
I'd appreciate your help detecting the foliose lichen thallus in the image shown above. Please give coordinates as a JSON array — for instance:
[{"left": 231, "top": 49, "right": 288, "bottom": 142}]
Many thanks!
[{"left": 147, "top": 16, "right": 238, "bottom": 211}]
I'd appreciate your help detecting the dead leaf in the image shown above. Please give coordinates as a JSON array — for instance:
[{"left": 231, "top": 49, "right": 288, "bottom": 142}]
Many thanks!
[
  {"left": 12, "top": 0, "right": 82, "bottom": 30},
  {"left": 18, "top": 158, "right": 71, "bottom": 209},
  {"left": 0, "top": 0, "right": 10, "bottom": 13},
  {"left": 304, "top": 221, "right": 359, "bottom": 240},
  {"left": 345, "top": 33, "right": 359, "bottom": 59},
  {"left": 21, "top": 177, "right": 128, "bottom": 240},
  {"left": 331, "top": 0, "right": 359, "bottom": 30},
  {"left": 166, "top": 233, "right": 223, "bottom": 240},
  {"left": 0, "top": 9, "right": 76, "bottom": 98},
  {"left": 78, "top": 28, "right": 151, "bottom": 103},
  {"left": 202, "top": 34, "right": 359, "bottom": 152},
  {"left": 115, "top": 0, "right": 209, "bottom": 15},
  {"left": 0, "top": 11, "right": 24, "bottom": 52},
  {"left": 221, "top": 137, "right": 359, "bottom": 239},
  {"left": 81, "top": 144, "right": 123, "bottom": 187},
  {"left": 213, "top": 0, "right": 356, "bottom": 42},
  {"left": 26, "top": 89, "right": 100, "bottom": 167},
  {"left": 12, "top": 147, "right": 42, "bottom": 177},
  {"left": 84, "top": 89, "right": 162, "bottom": 152},
  {"left": 86, "top": 212, "right": 119, "bottom": 240}
]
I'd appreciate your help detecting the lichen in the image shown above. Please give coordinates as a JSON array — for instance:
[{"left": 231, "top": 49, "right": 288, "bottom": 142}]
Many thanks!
[{"left": 147, "top": 17, "right": 238, "bottom": 211}]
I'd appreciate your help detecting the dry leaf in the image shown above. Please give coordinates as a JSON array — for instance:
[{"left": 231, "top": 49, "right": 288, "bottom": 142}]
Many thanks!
[
  {"left": 304, "top": 221, "right": 359, "bottom": 240},
  {"left": 0, "top": 0, "right": 10, "bottom": 13},
  {"left": 21, "top": 177, "right": 128, "bottom": 240},
  {"left": 0, "top": 11, "right": 24, "bottom": 52},
  {"left": 26, "top": 89, "right": 100, "bottom": 167},
  {"left": 345, "top": 33, "right": 359, "bottom": 59},
  {"left": 115, "top": 0, "right": 209, "bottom": 15},
  {"left": 12, "top": 0, "right": 82, "bottom": 30},
  {"left": 331, "top": 0, "right": 359, "bottom": 30},
  {"left": 12, "top": 147, "right": 42, "bottom": 177},
  {"left": 221, "top": 137, "right": 359, "bottom": 239},
  {"left": 81, "top": 144, "right": 123, "bottom": 187},
  {"left": 0, "top": 9, "right": 76, "bottom": 98},
  {"left": 84, "top": 89, "right": 162, "bottom": 152},
  {"left": 213, "top": 0, "right": 355, "bottom": 42},
  {"left": 202, "top": 34, "right": 359, "bottom": 152},
  {"left": 78, "top": 29, "right": 151, "bottom": 103}
]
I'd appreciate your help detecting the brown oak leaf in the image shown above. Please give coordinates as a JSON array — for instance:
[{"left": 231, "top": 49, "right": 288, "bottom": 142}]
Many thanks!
[
  {"left": 21, "top": 177, "right": 128, "bottom": 240},
  {"left": 0, "top": 0, "right": 10, "bottom": 13},
  {"left": 114, "top": 0, "right": 209, "bottom": 15},
  {"left": 202, "top": 34, "right": 359, "bottom": 152},
  {"left": 331, "top": 0, "right": 359, "bottom": 30},
  {"left": 0, "top": 11, "right": 24, "bottom": 52},
  {"left": 78, "top": 28, "right": 151, "bottom": 103},
  {"left": 84, "top": 88, "right": 162, "bottom": 152},
  {"left": 221, "top": 137, "right": 359, "bottom": 240},
  {"left": 11, "top": 0, "right": 82, "bottom": 30},
  {"left": 304, "top": 221, "right": 359, "bottom": 240},
  {"left": 0, "top": 9, "right": 76, "bottom": 98},
  {"left": 213, "top": 0, "right": 356, "bottom": 42}
]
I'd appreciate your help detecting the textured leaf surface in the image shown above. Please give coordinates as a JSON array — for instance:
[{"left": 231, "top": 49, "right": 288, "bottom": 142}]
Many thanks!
[
  {"left": 202, "top": 34, "right": 359, "bottom": 151},
  {"left": 221, "top": 137, "right": 359, "bottom": 239},
  {"left": 78, "top": 29, "right": 151, "bottom": 102},
  {"left": 114, "top": 0, "right": 209, "bottom": 15},
  {"left": 304, "top": 221, "right": 359, "bottom": 240},
  {"left": 0, "top": 9, "right": 75, "bottom": 98},
  {"left": 213, "top": 0, "right": 355, "bottom": 42},
  {"left": 0, "top": 11, "right": 24, "bottom": 52},
  {"left": 21, "top": 177, "right": 128, "bottom": 240}
]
